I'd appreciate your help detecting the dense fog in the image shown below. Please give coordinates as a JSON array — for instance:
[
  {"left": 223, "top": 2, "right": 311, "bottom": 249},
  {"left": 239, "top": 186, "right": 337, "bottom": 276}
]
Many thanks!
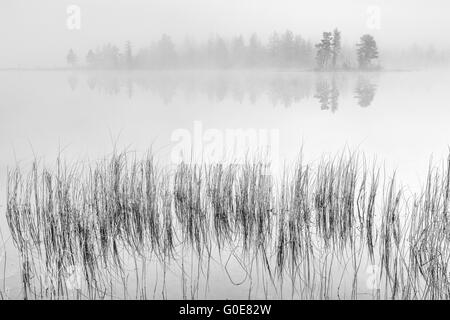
[{"left": 1, "top": 0, "right": 449, "bottom": 69}]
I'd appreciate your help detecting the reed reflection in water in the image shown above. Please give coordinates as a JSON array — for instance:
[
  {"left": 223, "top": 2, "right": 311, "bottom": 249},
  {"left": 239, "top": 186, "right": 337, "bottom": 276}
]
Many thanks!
[{"left": 6, "top": 149, "right": 450, "bottom": 300}]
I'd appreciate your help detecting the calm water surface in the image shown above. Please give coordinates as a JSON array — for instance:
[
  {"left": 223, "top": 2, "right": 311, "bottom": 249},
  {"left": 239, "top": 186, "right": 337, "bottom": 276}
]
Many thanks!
[{"left": 1, "top": 69, "right": 450, "bottom": 298}]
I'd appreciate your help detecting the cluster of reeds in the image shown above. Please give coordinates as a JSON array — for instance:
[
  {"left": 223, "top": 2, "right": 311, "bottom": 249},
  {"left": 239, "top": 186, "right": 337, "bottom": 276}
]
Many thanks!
[{"left": 5, "top": 150, "right": 450, "bottom": 299}]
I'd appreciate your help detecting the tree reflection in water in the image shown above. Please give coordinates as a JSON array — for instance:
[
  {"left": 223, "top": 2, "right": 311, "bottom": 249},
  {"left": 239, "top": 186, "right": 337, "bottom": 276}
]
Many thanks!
[{"left": 354, "top": 76, "right": 377, "bottom": 108}]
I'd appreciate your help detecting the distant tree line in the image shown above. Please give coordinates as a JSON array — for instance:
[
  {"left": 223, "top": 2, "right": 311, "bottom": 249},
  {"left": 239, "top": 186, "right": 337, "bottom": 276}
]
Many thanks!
[
  {"left": 68, "top": 31, "right": 315, "bottom": 70},
  {"left": 67, "top": 29, "right": 381, "bottom": 70},
  {"left": 315, "top": 29, "right": 379, "bottom": 70},
  {"left": 383, "top": 44, "right": 450, "bottom": 69}
]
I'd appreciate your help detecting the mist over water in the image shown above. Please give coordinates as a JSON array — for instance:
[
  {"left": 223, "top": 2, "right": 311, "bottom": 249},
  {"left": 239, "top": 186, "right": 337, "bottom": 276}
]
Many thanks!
[
  {"left": 1, "top": 1, "right": 450, "bottom": 69},
  {"left": 1, "top": 1, "right": 450, "bottom": 301}
]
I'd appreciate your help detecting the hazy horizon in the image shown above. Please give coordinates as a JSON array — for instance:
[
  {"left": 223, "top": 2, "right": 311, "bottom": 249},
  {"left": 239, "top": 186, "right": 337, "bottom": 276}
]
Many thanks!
[
  {"left": 1, "top": 0, "right": 450, "bottom": 68},
  {"left": 3, "top": 0, "right": 450, "bottom": 302}
]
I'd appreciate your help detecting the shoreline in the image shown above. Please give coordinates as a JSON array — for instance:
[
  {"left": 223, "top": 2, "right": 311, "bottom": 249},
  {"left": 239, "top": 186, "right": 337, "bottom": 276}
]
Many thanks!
[{"left": 0, "top": 67, "right": 416, "bottom": 73}]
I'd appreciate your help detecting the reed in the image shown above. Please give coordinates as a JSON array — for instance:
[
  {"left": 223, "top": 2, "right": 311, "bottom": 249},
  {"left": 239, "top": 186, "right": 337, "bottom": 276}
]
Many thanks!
[{"left": 6, "top": 149, "right": 450, "bottom": 299}]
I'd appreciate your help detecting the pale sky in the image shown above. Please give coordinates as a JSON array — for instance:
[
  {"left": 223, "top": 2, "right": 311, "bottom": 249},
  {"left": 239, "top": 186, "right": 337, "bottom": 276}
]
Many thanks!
[{"left": 0, "top": 0, "right": 449, "bottom": 67}]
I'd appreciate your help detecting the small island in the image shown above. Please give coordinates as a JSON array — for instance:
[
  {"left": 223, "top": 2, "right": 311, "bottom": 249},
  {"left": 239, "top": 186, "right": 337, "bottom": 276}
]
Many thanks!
[{"left": 65, "top": 29, "right": 382, "bottom": 71}]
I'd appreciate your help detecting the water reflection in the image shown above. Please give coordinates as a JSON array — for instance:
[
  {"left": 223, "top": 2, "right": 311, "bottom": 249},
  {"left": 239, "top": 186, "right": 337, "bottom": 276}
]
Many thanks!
[
  {"left": 67, "top": 75, "right": 79, "bottom": 91},
  {"left": 314, "top": 78, "right": 340, "bottom": 112},
  {"left": 67, "top": 72, "right": 378, "bottom": 110},
  {"left": 354, "top": 76, "right": 377, "bottom": 107}
]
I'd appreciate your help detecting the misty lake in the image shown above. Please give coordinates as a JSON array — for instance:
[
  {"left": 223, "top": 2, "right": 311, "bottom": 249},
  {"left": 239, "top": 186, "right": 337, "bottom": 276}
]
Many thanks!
[{"left": 1, "top": 69, "right": 450, "bottom": 299}]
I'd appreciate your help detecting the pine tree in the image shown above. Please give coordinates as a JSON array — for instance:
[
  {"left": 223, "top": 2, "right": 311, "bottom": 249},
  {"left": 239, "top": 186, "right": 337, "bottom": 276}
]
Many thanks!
[
  {"left": 315, "top": 32, "right": 333, "bottom": 70},
  {"left": 86, "top": 50, "right": 96, "bottom": 67},
  {"left": 331, "top": 28, "right": 341, "bottom": 69},
  {"left": 281, "top": 30, "right": 295, "bottom": 67},
  {"left": 248, "top": 33, "right": 262, "bottom": 67},
  {"left": 268, "top": 32, "right": 281, "bottom": 66},
  {"left": 125, "top": 41, "right": 133, "bottom": 68},
  {"left": 158, "top": 34, "right": 177, "bottom": 68},
  {"left": 356, "top": 34, "right": 379, "bottom": 69},
  {"left": 66, "top": 49, "right": 77, "bottom": 67},
  {"left": 214, "top": 36, "right": 229, "bottom": 68}
]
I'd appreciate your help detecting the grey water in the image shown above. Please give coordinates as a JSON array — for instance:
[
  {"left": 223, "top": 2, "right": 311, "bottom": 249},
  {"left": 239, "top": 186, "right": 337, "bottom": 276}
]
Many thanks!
[{"left": 1, "top": 69, "right": 450, "bottom": 299}]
